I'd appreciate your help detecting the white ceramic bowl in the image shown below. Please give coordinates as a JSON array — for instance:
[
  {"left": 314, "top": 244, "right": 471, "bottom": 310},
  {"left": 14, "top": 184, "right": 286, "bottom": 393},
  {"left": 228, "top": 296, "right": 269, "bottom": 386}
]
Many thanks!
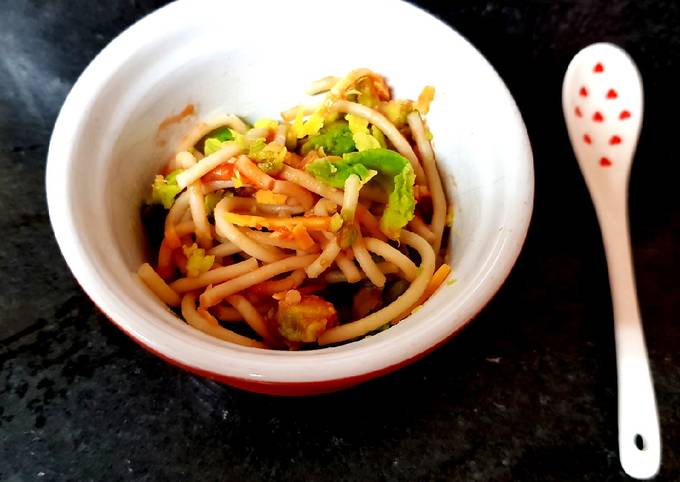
[{"left": 47, "top": 0, "right": 533, "bottom": 395}]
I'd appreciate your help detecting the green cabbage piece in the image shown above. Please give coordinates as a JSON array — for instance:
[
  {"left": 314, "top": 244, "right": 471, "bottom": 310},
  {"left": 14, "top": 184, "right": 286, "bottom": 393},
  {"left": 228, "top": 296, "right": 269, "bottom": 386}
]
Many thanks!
[
  {"left": 202, "top": 127, "right": 235, "bottom": 155},
  {"left": 204, "top": 138, "right": 223, "bottom": 156},
  {"left": 248, "top": 138, "right": 266, "bottom": 155},
  {"left": 211, "top": 127, "right": 235, "bottom": 142},
  {"left": 249, "top": 140, "right": 286, "bottom": 174},
  {"left": 305, "top": 148, "right": 416, "bottom": 239},
  {"left": 204, "top": 191, "right": 223, "bottom": 215},
  {"left": 371, "top": 125, "right": 387, "bottom": 148},
  {"left": 183, "top": 243, "right": 215, "bottom": 278},
  {"left": 346, "top": 114, "right": 381, "bottom": 151},
  {"left": 301, "top": 121, "right": 356, "bottom": 156},
  {"left": 305, "top": 160, "right": 376, "bottom": 187},
  {"left": 150, "top": 169, "right": 183, "bottom": 209}
]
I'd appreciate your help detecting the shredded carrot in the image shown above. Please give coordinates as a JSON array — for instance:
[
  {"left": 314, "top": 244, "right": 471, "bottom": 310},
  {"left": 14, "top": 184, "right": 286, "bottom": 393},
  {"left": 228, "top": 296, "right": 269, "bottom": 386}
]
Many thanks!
[
  {"left": 416, "top": 86, "right": 435, "bottom": 114},
  {"left": 223, "top": 212, "right": 332, "bottom": 232},
  {"left": 163, "top": 224, "right": 182, "bottom": 250},
  {"left": 202, "top": 163, "right": 236, "bottom": 183},
  {"left": 418, "top": 263, "right": 451, "bottom": 305},
  {"left": 274, "top": 230, "right": 295, "bottom": 241},
  {"left": 292, "top": 224, "right": 316, "bottom": 250},
  {"left": 235, "top": 156, "right": 275, "bottom": 189},
  {"left": 363, "top": 74, "right": 391, "bottom": 101},
  {"left": 157, "top": 239, "right": 175, "bottom": 280},
  {"left": 283, "top": 151, "right": 305, "bottom": 169},
  {"left": 255, "top": 190, "right": 288, "bottom": 205}
]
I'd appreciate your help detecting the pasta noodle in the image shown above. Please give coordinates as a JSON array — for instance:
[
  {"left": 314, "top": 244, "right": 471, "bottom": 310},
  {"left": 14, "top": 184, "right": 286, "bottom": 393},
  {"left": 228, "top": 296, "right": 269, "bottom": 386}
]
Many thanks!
[
  {"left": 333, "top": 253, "right": 362, "bottom": 283},
  {"left": 274, "top": 124, "right": 287, "bottom": 145},
  {"left": 181, "top": 293, "right": 265, "bottom": 348},
  {"left": 225, "top": 294, "right": 278, "bottom": 344},
  {"left": 215, "top": 195, "right": 306, "bottom": 217},
  {"left": 177, "top": 151, "right": 212, "bottom": 249},
  {"left": 248, "top": 269, "right": 306, "bottom": 297},
  {"left": 207, "top": 241, "right": 241, "bottom": 257},
  {"left": 317, "top": 231, "right": 435, "bottom": 345},
  {"left": 363, "top": 237, "right": 417, "bottom": 281},
  {"left": 408, "top": 111, "right": 446, "bottom": 255},
  {"left": 139, "top": 69, "right": 451, "bottom": 350},
  {"left": 214, "top": 199, "right": 286, "bottom": 262},
  {"left": 212, "top": 304, "right": 242, "bottom": 322},
  {"left": 235, "top": 155, "right": 275, "bottom": 189},
  {"left": 280, "top": 165, "right": 384, "bottom": 239},
  {"left": 175, "top": 144, "right": 241, "bottom": 188},
  {"left": 408, "top": 215, "right": 436, "bottom": 243},
  {"left": 138, "top": 263, "right": 181, "bottom": 306},
  {"left": 272, "top": 180, "right": 315, "bottom": 210},
  {"left": 352, "top": 231, "right": 386, "bottom": 288},
  {"left": 305, "top": 237, "right": 341, "bottom": 278},
  {"left": 242, "top": 229, "right": 299, "bottom": 251},
  {"left": 200, "top": 254, "right": 318, "bottom": 308},
  {"left": 322, "top": 262, "right": 400, "bottom": 284},
  {"left": 341, "top": 174, "right": 361, "bottom": 223},
  {"left": 177, "top": 114, "right": 247, "bottom": 153},
  {"left": 281, "top": 105, "right": 318, "bottom": 122},
  {"left": 169, "top": 258, "right": 258, "bottom": 293},
  {"left": 306, "top": 75, "right": 340, "bottom": 95},
  {"left": 164, "top": 190, "right": 191, "bottom": 248}
]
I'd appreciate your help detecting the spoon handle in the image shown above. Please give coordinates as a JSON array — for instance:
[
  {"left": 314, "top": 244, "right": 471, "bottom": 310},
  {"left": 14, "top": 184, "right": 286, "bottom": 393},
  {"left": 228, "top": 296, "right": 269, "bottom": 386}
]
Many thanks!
[{"left": 593, "top": 191, "right": 661, "bottom": 479}]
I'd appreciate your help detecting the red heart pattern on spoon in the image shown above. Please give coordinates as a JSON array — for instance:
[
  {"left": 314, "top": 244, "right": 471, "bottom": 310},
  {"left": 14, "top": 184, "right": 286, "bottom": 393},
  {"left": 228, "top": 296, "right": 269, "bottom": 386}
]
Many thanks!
[{"left": 571, "top": 61, "right": 632, "bottom": 167}]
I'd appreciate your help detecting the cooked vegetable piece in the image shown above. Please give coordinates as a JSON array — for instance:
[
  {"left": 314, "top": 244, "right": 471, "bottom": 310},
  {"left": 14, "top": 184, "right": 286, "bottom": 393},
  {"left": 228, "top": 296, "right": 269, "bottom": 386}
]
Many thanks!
[
  {"left": 183, "top": 243, "right": 215, "bottom": 278},
  {"left": 202, "top": 163, "right": 236, "bottom": 182},
  {"left": 221, "top": 212, "right": 333, "bottom": 232},
  {"left": 352, "top": 284, "right": 383, "bottom": 319},
  {"left": 305, "top": 148, "right": 415, "bottom": 239},
  {"left": 378, "top": 100, "right": 414, "bottom": 128},
  {"left": 416, "top": 86, "right": 435, "bottom": 114},
  {"left": 301, "top": 121, "right": 356, "bottom": 156},
  {"left": 292, "top": 109, "right": 325, "bottom": 139},
  {"left": 346, "top": 114, "right": 381, "bottom": 151},
  {"left": 250, "top": 141, "right": 287, "bottom": 174},
  {"left": 202, "top": 127, "right": 235, "bottom": 154},
  {"left": 203, "top": 192, "right": 223, "bottom": 216},
  {"left": 255, "top": 190, "right": 287, "bottom": 205},
  {"left": 150, "top": 169, "right": 183, "bottom": 209},
  {"left": 276, "top": 294, "right": 338, "bottom": 342},
  {"left": 254, "top": 118, "right": 279, "bottom": 130}
]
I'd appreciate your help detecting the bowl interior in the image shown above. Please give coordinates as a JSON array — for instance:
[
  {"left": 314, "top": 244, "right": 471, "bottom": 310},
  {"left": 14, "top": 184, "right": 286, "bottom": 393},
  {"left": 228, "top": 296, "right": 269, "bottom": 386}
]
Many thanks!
[{"left": 48, "top": 0, "right": 533, "bottom": 383}]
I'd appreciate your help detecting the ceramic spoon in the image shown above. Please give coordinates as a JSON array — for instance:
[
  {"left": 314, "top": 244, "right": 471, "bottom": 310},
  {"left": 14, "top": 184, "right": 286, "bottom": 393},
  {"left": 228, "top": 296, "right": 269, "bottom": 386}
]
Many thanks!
[{"left": 562, "top": 43, "right": 661, "bottom": 479}]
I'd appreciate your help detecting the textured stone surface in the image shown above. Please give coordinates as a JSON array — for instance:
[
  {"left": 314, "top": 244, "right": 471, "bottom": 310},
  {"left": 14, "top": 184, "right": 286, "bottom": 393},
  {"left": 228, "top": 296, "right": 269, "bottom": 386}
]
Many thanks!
[{"left": 0, "top": 1, "right": 678, "bottom": 480}]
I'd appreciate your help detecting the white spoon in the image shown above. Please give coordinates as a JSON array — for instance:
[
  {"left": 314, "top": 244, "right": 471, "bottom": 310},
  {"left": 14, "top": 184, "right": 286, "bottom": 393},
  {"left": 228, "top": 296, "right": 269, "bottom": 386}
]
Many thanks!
[{"left": 562, "top": 43, "right": 661, "bottom": 479}]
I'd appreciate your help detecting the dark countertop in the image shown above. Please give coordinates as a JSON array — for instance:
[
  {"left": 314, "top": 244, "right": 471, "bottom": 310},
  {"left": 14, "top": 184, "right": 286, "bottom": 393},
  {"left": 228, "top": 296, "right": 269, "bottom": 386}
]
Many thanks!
[{"left": 1, "top": 1, "right": 678, "bottom": 480}]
